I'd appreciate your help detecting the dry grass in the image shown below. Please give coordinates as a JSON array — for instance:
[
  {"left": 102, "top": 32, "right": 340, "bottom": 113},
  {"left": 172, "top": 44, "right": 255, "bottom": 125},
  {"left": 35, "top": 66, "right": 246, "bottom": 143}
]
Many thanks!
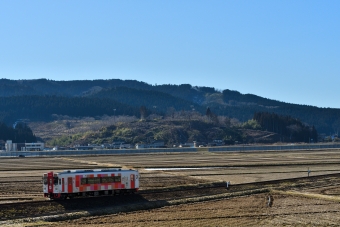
[
  {"left": 1, "top": 150, "right": 340, "bottom": 226},
  {"left": 41, "top": 192, "right": 340, "bottom": 227},
  {"left": 272, "top": 189, "right": 340, "bottom": 202},
  {"left": 28, "top": 116, "right": 137, "bottom": 142}
]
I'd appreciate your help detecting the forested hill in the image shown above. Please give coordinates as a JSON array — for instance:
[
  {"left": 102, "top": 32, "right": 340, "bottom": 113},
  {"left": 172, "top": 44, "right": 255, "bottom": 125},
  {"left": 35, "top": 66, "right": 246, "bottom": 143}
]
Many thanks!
[
  {"left": 220, "top": 90, "right": 340, "bottom": 134},
  {"left": 0, "top": 122, "right": 36, "bottom": 143},
  {"left": 89, "top": 87, "right": 205, "bottom": 114},
  {"left": 0, "top": 96, "right": 139, "bottom": 123},
  {"left": 0, "top": 79, "right": 339, "bottom": 135},
  {"left": 0, "top": 78, "right": 209, "bottom": 104}
]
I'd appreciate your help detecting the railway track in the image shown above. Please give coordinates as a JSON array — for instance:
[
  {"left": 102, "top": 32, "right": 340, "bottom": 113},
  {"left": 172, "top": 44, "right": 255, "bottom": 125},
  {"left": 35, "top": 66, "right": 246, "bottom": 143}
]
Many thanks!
[{"left": 1, "top": 172, "right": 340, "bottom": 221}]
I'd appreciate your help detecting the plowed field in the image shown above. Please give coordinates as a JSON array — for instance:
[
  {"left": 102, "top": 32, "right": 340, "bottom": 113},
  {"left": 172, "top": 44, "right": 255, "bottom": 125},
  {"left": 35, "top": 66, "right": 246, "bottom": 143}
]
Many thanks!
[
  {"left": 53, "top": 193, "right": 340, "bottom": 227},
  {"left": 0, "top": 149, "right": 340, "bottom": 226}
]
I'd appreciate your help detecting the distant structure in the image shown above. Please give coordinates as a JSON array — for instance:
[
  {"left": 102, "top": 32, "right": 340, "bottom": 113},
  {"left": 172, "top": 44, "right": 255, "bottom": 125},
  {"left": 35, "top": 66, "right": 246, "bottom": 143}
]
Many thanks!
[
  {"left": 179, "top": 142, "right": 195, "bottom": 148},
  {"left": 135, "top": 143, "right": 148, "bottom": 149},
  {"left": 5, "top": 140, "right": 16, "bottom": 152},
  {"left": 208, "top": 139, "right": 224, "bottom": 147},
  {"left": 112, "top": 141, "right": 126, "bottom": 149},
  {"left": 75, "top": 146, "right": 94, "bottom": 150},
  {"left": 135, "top": 140, "right": 165, "bottom": 149},
  {"left": 5, "top": 140, "right": 44, "bottom": 152},
  {"left": 22, "top": 142, "right": 45, "bottom": 151}
]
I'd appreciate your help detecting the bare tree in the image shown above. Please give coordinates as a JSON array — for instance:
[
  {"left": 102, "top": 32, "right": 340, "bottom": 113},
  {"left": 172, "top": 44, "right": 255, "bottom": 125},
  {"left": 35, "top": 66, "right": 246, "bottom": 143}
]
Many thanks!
[{"left": 166, "top": 107, "right": 176, "bottom": 119}]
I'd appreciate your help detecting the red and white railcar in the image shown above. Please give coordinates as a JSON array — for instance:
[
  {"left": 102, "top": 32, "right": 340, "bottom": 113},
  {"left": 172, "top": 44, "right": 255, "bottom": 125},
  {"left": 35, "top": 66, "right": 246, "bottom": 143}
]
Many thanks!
[{"left": 43, "top": 168, "right": 139, "bottom": 199}]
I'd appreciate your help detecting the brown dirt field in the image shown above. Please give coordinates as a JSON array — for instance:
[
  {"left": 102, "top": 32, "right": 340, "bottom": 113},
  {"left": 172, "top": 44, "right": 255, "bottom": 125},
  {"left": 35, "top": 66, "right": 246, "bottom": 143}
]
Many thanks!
[
  {"left": 60, "top": 150, "right": 340, "bottom": 185},
  {"left": 1, "top": 150, "right": 340, "bottom": 202},
  {"left": 48, "top": 193, "right": 340, "bottom": 227},
  {"left": 1, "top": 150, "right": 340, "bottom": 226}
]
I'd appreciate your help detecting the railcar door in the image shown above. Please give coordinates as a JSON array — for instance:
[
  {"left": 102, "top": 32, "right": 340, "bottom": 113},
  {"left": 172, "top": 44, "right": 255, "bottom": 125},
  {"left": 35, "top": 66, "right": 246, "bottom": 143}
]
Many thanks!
[
  {"left": 62, "top": 178, "right": 65, "bottom": 192},
  {"left": 47, "top": 172, "right": 54, "bottom": 194},
  {"left": 67, "top": 177, "right": 73, "bottom": 193},
  {"left": 130, "top": 174, "right": 135, "bottom": 189},
  {"left": 122, "top": 176, "right": 129, "bottom": 188}
]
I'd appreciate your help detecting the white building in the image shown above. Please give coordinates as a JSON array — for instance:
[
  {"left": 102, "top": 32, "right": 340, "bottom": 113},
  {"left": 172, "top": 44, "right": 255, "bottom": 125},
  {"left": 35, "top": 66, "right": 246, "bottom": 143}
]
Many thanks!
[
  {"left": 22, "top": 142, "right": 44, "bottom": 151},
  {"left": 5, "top": 140, "right": 16, "bottom": 152},
  {"left": 5, "top": 140, "right": 44, "bottom": 151},
  {"left": 135, "top": 143, "right": 148, "bottom": 149}
]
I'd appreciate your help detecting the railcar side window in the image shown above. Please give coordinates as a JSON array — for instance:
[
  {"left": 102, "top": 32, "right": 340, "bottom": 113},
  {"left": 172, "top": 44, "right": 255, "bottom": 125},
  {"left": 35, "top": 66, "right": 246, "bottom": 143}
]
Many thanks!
[
  {"left": 93, "top": 178, "right": 100, "bottom": 184},
  {"left": 80, "top": 176, "right": 122, "bottom": 185},
  {"left": 114, "top": 176, "right": 121, "bottom": 182},
  {"left": 81, "top": 178, "right": 87, "bottom": 185},
  {"left": 53, "top": 177, "right": 58, "bottom": 185},
  {"left": 105, "top": 176, "right": 121, "bottom": 183},
  {"left": 59, "top": 179, "right": 61, "bottom": 185},
  {"left": 87, "top": 178, "right": 95, "bottom": 184},
  {"left": 101, "top": 177, "right": 109, "bottom": 183},
  {"left": 43, "top": 177, "right": 47, "bottom": 184},
  {"left": 106, "top": 177, "right": 114, "bottom": 182}
]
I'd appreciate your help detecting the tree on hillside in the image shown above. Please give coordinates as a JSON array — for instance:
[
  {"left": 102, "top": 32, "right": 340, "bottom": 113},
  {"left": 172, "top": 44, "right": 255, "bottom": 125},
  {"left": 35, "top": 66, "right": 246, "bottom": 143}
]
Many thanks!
[
  {"left": 242, "top": 119, "right": 261, "bottom": 130},
  {"left": 224, "top": 117, "right": 231, "bottom": 128},
  {"left": 0, "top": 121, "right": 36, "bottom": 143},
  {"left": 140, "top": 106, "right": 148, "bottom": 120},
  {"left": 253, "top": 112, "right": 318, "bottom": 143},
  {"left": 206, "top": 107, "right": 219, "bottom": 124},
  {"left": 13, "top": 122, "right": 37, "bottom": 143},
  {"left": 166, "top": 107, "right": 176, "bottom": 119}
]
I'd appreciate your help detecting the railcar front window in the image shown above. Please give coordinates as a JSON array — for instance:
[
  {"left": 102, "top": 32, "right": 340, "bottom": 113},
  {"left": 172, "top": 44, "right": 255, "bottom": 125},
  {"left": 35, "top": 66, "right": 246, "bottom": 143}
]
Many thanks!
[
  {"left": 43, "top": 177, "right": 47, "bottom": 184},
  {"left": 53, "top": 177, "right": 58, "bottom": 185}
]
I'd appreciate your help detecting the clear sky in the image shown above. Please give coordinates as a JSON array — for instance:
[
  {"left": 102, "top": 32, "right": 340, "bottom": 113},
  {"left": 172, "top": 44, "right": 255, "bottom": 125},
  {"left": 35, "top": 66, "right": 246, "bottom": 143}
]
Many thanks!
[{"left": 1, "top": 1, "right": 339, "bottom": 108}]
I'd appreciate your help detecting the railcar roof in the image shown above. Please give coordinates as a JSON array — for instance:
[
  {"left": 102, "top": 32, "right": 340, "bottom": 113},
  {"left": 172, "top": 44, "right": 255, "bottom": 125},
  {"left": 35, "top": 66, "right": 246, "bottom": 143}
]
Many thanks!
[{"left": 53, "top": 169, "right": 138, "bottom": 175}]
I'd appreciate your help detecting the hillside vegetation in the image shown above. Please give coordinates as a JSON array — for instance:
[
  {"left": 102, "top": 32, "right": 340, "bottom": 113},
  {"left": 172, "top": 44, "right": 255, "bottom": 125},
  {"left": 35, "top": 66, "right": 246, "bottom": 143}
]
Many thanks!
[
  {"left": 44, "top": 118, "right": 258, "bottom": 147},
  {"left": 24, "top": 111, "right": 316, "bottom": 147},
  {"left": 0, "top": 79, "right": 339, "bottom": 137},
  {"left": 0, "top": 122, "right": 36, "bottom": 143}
]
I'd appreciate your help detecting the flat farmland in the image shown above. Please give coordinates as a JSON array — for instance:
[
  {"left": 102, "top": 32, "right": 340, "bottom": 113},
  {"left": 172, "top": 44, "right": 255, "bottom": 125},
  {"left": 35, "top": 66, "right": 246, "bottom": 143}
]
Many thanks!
[
  {"left": 68, "top": 149, "right": 340, "bottom": 184},
  {"left": 0, "top": 149, "right": 340, "bottom": 226},
  {"left": 53, "top": 192, "right": 340, "bottom": 227}
]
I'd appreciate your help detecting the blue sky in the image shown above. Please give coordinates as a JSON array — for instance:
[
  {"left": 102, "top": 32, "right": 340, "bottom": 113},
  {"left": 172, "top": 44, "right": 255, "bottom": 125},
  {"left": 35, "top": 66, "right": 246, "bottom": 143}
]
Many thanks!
[{"left": 1, "top": 1, "right": 339, "bottom": 108}]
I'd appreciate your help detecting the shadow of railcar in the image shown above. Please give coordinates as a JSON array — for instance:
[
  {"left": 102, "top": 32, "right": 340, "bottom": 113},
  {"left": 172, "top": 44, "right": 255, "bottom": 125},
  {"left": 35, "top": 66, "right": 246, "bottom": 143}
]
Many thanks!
[
  {"left": 0, "top": 194, "right": 156, "bottom": 222},
  {"left": 53, "top": 193, "right": 151, "bottom": 211}
]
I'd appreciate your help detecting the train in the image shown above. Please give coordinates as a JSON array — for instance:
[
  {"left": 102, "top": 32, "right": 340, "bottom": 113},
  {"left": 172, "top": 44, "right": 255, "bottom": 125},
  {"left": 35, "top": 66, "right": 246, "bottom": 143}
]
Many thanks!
[{"left": 43, "top": 168, "right": 140, "bottom": 199}]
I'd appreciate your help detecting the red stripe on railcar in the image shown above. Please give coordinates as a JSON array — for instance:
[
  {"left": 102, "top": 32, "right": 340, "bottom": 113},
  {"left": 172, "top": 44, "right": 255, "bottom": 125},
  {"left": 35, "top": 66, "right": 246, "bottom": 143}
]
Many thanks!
[
  {"left": 68, "top": 177, "right": 73, "bottom": 193},
  {"left": 75, "top": 175, "right": 80, "bottom": 187},
  {"left": 130, "top": 174, "right": 135, "bottom": 189},
  {"left": 47, "top": 172, "right": 53, "bottom": 193}
]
